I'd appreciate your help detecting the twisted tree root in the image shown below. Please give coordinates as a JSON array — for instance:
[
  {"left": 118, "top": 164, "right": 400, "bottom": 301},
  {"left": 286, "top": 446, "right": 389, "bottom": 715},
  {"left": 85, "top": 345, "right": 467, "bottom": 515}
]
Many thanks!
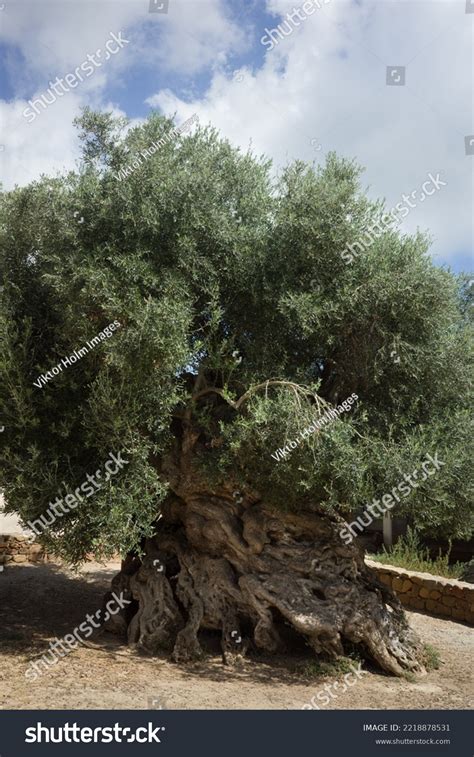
[{"left": 105, "top": 492, "right": 425, "bottom": 676}]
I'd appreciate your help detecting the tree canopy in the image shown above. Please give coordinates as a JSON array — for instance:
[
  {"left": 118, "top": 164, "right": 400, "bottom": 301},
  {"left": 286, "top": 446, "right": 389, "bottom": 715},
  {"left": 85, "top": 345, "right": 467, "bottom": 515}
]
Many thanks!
[{"left": 1, "top": 109, "right": 472, "bottom": 564}]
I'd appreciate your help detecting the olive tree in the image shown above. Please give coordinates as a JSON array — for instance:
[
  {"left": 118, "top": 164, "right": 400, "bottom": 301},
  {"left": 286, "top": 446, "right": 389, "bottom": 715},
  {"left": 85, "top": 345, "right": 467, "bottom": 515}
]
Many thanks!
[{"left": 1, "top": 109, "right": 472, "bottom": 674}]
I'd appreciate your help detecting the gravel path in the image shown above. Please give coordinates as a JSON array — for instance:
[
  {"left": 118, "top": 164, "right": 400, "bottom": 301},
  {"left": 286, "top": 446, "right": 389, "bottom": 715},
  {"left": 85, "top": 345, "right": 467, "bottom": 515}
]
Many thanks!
[{"left": 0, "top": 561, "right": 472, "bottom": 710}]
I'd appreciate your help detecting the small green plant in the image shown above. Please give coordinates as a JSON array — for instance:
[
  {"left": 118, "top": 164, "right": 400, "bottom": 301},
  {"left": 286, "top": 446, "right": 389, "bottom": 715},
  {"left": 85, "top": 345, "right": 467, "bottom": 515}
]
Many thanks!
[
  {"left": 370, "top": 527, "right": 464, "bottom": 579},
  {"left": 422, "top": 643, "right": 441, "bottom": 671},
  {"left": 297, "top": 655, "right": 361, "bottom": 680}
]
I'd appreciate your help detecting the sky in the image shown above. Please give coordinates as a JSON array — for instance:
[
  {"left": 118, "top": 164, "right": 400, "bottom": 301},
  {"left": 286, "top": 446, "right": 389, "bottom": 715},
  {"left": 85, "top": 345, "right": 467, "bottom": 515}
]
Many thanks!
[{"left": 0, "top": 0, "right": 472, "bottom": 272}]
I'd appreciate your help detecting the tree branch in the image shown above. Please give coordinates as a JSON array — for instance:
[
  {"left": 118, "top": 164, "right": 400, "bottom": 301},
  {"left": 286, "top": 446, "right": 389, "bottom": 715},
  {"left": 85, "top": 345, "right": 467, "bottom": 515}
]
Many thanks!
[{"left": 191, "top": 380, "right": 331, "bottom": 413}]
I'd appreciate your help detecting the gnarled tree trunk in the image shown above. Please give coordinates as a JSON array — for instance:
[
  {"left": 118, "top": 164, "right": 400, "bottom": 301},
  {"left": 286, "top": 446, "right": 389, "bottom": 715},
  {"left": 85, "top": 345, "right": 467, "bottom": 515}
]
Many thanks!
[{"left": 106, "top": 461, "right": 425, "bottom": 676}]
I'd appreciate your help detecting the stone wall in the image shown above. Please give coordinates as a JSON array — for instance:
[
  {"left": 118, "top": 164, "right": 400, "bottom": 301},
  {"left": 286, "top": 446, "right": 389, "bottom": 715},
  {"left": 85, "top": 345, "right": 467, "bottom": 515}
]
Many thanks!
[
  {"left": 0, "top": 534, "right": 48, "bottom": 565},
  {"left": 367, "top": 558, "right": 474, "bottom": 625}
]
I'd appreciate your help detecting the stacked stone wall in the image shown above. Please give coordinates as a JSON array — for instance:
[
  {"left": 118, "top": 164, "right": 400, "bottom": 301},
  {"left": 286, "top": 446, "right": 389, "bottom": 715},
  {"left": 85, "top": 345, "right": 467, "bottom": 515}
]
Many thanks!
[{"left": 367, "top": 558, "right": 473, "bottom": 625}]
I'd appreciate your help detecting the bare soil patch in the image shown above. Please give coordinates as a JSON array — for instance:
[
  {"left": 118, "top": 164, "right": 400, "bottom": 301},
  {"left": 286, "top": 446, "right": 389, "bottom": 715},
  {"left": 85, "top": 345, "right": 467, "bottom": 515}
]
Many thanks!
[{"left": 0, "top": 561, "right": 472, "bottom": 710}]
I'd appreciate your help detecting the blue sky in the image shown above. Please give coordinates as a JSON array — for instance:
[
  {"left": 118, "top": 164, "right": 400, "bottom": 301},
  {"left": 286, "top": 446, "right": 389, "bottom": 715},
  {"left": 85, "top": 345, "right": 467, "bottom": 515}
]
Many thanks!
[{"left": 0, "top": 0, "right": 472, "bottom": 273}]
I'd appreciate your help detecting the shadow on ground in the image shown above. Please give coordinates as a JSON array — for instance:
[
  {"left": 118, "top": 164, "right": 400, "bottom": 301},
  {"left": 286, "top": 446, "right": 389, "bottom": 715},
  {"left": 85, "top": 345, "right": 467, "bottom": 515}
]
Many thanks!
[
  {"left": 0, "top": 562, "right": 117, "bottom": 653},
  {"left": 0, "top": 561, "right": 343, "bottom": 686}
]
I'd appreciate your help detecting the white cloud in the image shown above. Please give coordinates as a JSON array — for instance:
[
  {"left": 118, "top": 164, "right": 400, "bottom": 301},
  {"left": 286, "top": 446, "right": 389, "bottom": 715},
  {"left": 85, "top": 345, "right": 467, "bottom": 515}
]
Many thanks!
[
  {"left": 0, "top": 0, "right": 472, "bottom": 268},
  {"left": 0, "top": 1, "right": 140, "bottom": 95},
  {"left": 149, "top": 0, "right": 473, "bottom": 266},
  {"left": 0, "top": 0, "right": 249, "bottom": 189},
  {"left": 0, "top": 0, "right": 247, "bottom": 90},
  {"left": 0, "top": 0, "right": 144, "bottom": 188},
  {"left": 137, "top": 0, "right": 248, "bottom": 74},
  {"left": 0, "top": 96, "right": 80, "bottom": 187}
]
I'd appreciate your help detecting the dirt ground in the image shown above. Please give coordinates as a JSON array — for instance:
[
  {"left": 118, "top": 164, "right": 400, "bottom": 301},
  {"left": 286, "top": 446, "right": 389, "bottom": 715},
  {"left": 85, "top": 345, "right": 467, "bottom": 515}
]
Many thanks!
[{"left": 0, "top": 560, "right": 472, "bottom": 710}]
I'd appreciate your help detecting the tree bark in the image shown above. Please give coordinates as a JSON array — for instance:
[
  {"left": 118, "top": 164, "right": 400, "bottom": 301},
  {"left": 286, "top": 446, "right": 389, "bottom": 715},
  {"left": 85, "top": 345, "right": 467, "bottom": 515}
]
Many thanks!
[{"left": 106, "top": 486, "right": 425, "bottom": 676}]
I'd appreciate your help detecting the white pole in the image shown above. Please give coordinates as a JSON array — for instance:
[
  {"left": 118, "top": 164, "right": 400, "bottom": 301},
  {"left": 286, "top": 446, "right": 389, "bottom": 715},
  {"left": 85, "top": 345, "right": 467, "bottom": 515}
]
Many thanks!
[{"left": 383, "top": 511, "right": 393, "bottom": 549}]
